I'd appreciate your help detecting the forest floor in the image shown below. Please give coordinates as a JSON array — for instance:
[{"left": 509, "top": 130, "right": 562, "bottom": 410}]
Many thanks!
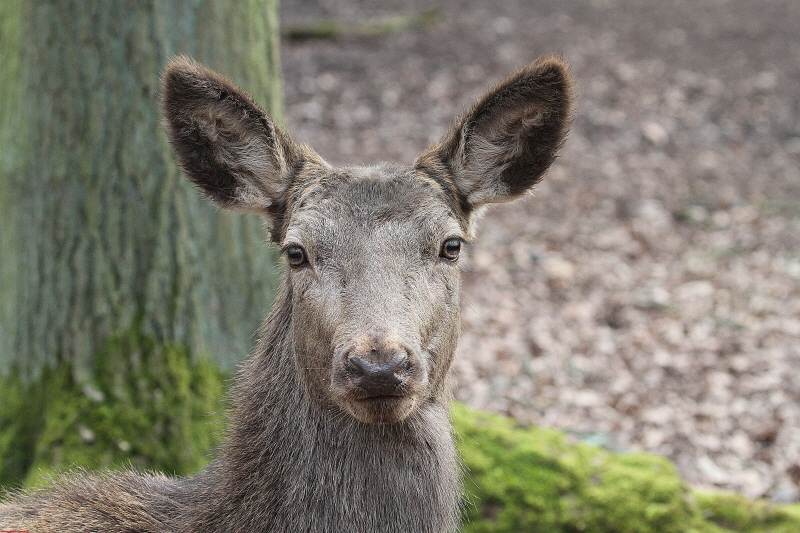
[{"left": 279, "top": 0, "right": 800, "bottom": 501}]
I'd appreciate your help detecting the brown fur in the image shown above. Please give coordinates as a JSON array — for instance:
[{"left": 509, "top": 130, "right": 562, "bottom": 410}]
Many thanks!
[{"left": 1, "top": 55, "right": 573, "bottom": 533}]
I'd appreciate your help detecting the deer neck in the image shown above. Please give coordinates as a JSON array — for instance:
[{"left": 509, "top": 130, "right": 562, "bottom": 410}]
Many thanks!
[{"left": 196, "top": 284, "right": 461, "bottom": 533}]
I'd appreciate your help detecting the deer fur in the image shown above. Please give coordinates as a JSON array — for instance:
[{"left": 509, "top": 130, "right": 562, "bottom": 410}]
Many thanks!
[{"left": 0, "top": 55, "right": 573, "bottom": 533}]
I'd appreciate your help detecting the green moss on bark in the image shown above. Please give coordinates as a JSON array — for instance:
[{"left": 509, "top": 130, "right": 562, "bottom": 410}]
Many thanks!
[{"left": 0, "top": 329, "right": 226, "bottom": 489}]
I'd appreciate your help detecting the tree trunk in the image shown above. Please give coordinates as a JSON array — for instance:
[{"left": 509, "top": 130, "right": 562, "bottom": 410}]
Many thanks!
[{"left": 0, "top": 0, "right": 282, "bottom": 487}]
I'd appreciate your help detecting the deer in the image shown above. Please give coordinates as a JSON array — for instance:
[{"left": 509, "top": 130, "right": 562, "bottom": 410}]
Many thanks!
[{"left": 0, "top": 54, "right": 573, "bottom": 533}]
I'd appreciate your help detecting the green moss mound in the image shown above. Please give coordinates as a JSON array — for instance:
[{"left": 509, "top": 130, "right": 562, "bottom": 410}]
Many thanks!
[
  {"left": 0, "top": 329, "right": 226, "bottom": 489},
  {"left": 452, "top": 403, "right": 800, "bottom": 533},
  {"left": 4, "top": 364, "right": 800, "bottom": 533},
  {"left": 694, "top": 491, "right": 800, "bottom": 533}
]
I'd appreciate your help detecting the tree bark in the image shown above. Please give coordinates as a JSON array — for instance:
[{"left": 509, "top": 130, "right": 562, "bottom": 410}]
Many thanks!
[{"left": 0, "top": 0, "right": 282, "bottom": 487}]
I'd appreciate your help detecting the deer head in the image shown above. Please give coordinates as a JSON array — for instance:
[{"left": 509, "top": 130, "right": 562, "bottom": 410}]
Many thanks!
[{"left": 162, "top": 56, "right": 572, "bottom": 424}]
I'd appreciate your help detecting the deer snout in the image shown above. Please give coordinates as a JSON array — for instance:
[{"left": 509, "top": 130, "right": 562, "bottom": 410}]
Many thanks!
[
  {"left": 332, "top": 335, "right": 429, "bottom": 423},
  {"left": 347, "top": 352, "right": 409, "bottom": 397},
  {"left": 339, "top": 333, "right": 420, "bottom": 399}
]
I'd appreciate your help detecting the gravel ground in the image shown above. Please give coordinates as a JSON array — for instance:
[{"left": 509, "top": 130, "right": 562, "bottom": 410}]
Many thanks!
[{"left": 279, "top": 0, "right": 800, "bottom": 501}]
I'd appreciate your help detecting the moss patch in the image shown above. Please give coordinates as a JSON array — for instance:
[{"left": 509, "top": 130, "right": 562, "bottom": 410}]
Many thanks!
[
  {"left": 283, "top": 10, "right": 440, "bottom": 40},
  {"left": 452, "top": 403, "right": 800, "bottom": 533},
  {"left": 4, "top": 374, "right": 800, "bottom": 533},
  {"left": 0, "top": 329, "right": 226, "bottom": 489},
  {"left": 695, "top": 491, "right": 800, "bottom": 533}
]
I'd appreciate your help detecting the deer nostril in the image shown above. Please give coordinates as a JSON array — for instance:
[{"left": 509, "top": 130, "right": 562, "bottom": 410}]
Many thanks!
[
  {"left": 392, "top": 353, "right": 410, "bottom": 373},
  {"left": 385, "top": 352, "right": 409, "bottom": 374},
  {"left": 347, "top": 356, "right": 370, "bottom": 375}
]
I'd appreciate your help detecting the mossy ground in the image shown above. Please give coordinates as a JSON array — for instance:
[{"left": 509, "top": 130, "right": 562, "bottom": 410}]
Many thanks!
[
  {"left": 0, "top": 329, "right": 226, "bottom": 489},
  {"left": 452, "top": 403, "right": 800, "bottom": 533},
  {"left": 2, "top": 370, "right": 799, "bottom": 532}
]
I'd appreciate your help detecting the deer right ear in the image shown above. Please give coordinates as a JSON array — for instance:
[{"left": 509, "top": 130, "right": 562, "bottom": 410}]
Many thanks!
[
  {"left": 417, "top": 55, "right": 573, "bottom": 219},
  {"left": 161, "top": 56, "right": 325, "bottom": 219}
]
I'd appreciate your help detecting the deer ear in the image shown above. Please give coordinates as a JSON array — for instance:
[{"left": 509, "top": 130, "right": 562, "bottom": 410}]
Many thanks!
[
  {"left": 161, "top": 56, "right": 325, "bottom": 216},
  {"left": 418, "top": 56, "right": 573, "bottom": 211}
]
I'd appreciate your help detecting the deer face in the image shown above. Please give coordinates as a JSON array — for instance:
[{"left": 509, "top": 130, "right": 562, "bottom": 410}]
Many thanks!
[
  {"left": 283, "top": 167, "right": 463, "bottom": 423},
  {"left": 162, "top": 55, "right": 572, "bottom": 424}
]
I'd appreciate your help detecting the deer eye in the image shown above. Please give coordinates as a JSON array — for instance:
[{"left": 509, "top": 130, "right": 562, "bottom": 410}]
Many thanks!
[
  {"left": 439, "top": 238, "right": 462, "bottom": 261},
  {"left": 285, "top": 245, "right": 308, "bottom": 268}
]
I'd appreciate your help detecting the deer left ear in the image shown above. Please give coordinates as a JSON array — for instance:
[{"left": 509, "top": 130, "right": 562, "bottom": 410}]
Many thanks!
[
  {"left": 161, "top": 56, "right": 326, "bottom": 222},
  {"left": 417, "top": 56, "right": 573, "bottom": 212}
]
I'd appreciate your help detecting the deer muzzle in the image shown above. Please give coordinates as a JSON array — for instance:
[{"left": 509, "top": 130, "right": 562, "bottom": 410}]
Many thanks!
[
  {"left": 333, "top": 333, "right": 428, "bottom": 423},
  {"left": 346, "top": 351, "right": 410, "bottom": 398}
]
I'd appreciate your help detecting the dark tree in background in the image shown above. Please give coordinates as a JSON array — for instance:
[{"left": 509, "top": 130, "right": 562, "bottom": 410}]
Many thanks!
[{"left": 0, "top": 0, "right": 282, "bottom": 487}]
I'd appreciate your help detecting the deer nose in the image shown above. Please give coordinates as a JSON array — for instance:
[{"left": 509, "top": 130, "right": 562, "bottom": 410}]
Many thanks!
[
  {"left": 348, "top": 352, "right": 409, "bottom": 380},
  {"left": 346, "top": 352, "right": 409, "bottom": 397}
]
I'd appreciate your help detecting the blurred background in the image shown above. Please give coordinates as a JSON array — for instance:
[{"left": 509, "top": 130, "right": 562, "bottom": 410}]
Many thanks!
[
  {"left": 279, "top": 0, "right": 800, "bottom": 501},
  {"left": 1, "top": 0, "right": 799, "bottom": 508}
]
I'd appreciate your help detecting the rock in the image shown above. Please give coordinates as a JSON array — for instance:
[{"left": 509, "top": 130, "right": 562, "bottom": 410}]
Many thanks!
[
  {"left": 543, "top": 256, "right": 575, "bottom": 282},
  {"left": 642, "top": 121, "right": 669, "bottom": 146}
]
